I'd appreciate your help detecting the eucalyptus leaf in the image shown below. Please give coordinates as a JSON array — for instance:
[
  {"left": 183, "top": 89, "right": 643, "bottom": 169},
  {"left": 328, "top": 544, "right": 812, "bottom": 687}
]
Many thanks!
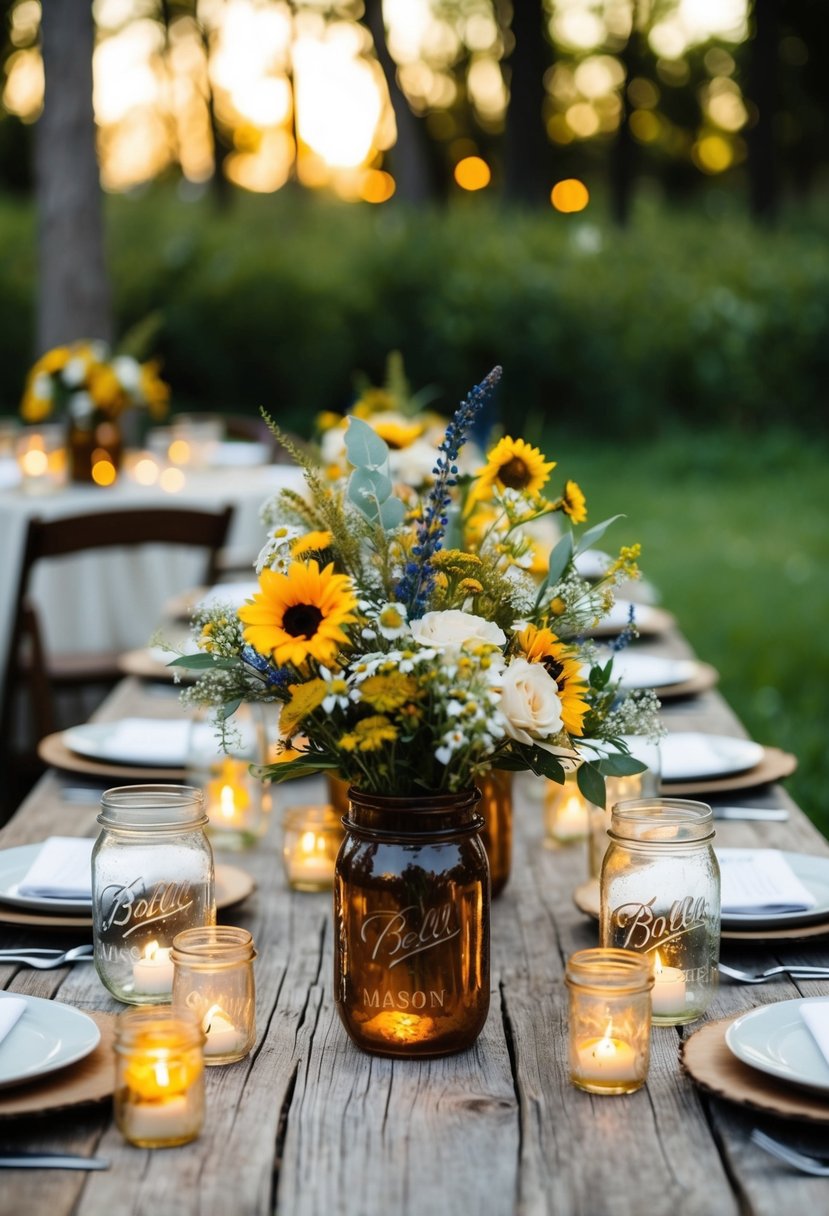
[
  {"left": 575, "top": 514, "right": 624, "bottom": 556},
  {"left": 347, "top": 466, "right": 393, "bottom": 508},
  {"left": 345, "top": 416, "right": 390, "bottom": 470},
  {"left": 167, "top": 654, "right": 239, "bottom": 671},
  {"left": 217, "top": 697, "right": 242, "bottom": 722},
  {"left": 577, "top": 762, "right": 606, "bottom": 808},
  {"left": 544, "top": 531, "right": 575, "bottom": 590},
  {"left": 378, "top": 497, "right": 405, "bottom": 530}
]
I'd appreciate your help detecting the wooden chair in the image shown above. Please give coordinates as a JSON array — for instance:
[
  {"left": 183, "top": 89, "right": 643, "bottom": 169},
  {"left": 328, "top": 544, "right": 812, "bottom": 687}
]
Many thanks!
[{"left": 0, "top": 505, "right": 234, "bottom": 818}]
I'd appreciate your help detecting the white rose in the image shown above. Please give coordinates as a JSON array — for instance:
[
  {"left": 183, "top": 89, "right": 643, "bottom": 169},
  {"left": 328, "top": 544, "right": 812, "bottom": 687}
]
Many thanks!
[
  {"left": 499, "top": 657, "right": 563, "bottom": 746},
  {"left": 388, "top": 439, "right": 437, "bottom": 487},
  {"left": 320, "top": 425, "right": 347, "bottom": 467},
  {"left": 410, "top": 609, "right": 506, "bottom": 652},
  {"left": 112, "top": 355, "right": 142, "bottom": 392}
]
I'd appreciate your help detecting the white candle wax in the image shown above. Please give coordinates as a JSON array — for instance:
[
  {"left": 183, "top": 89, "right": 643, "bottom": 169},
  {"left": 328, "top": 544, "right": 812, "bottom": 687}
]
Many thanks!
[
  {"left": 575, "top": 1034, "right": 639, "bottom": 1082},
  {"left": 553, "top": 795, "right": 589, "bottom": 841},
  {"left": 202, "top": 1006, "right": 246, "bottom": 1058},
  {"left": 288, "top": 831, "right": 335, "bottom": 886},
  {"left": 652, "top": 955, "right": 686, "bottom": 1016},
  {"left": 132, "top": 944, "right": 174, "bottom": 996},
  {"left": 123, "top": 1095, "right": 194, "bottom": 1143}
]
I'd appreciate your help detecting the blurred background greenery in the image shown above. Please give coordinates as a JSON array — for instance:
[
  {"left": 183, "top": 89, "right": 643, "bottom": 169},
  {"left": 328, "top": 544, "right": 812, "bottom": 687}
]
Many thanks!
[{"left": 0, "top": 0, "right": 827, "bottom": 829}]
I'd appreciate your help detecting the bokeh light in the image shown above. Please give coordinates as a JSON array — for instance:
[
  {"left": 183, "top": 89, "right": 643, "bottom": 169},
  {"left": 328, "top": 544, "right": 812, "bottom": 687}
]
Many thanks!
[
  {"left": 454, "top": 156, "right": 491, "bottom": 191},
  {"left": 551, "top": 178, "right": 590, "bottom": 213}
]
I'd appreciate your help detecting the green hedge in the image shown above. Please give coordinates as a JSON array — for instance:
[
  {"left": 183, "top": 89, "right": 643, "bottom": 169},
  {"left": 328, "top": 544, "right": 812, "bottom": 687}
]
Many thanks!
[{"left": 2, "top": 188, "right": 829, "bottom": 436}]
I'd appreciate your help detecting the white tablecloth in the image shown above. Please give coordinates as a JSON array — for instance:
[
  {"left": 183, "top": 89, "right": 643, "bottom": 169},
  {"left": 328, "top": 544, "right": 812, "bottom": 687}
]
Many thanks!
[{"left": 0, "top": 462, "right": 303, "bottom": 703}]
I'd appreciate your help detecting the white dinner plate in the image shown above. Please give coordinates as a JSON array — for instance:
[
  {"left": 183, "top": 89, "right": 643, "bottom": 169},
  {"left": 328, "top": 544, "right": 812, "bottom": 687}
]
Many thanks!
[
  {"left": 716, "top": 849, "right": 829, "bottom": 929},
  {"left": 0, "top": 844, "right": 91, "bottom": 914},
  {"left": 660, "top": 732, "right": 765, "bottom": 781},
  {"left": 574, "top": 549, "right": 611, "bottom": 579},
  {"left": 607, "top": 652, "right": 698, "bottom": 691},
  {"left": 0, "top": 994, "right": 101, "bottom": 1089},
  {"left": 62, "top": 718, "right": 213, "bottom": 768},
  {"left": 595, "top": 600, "right": 658, "bottom": 632},
  {"left": 725, "top": 998, "right": 829, "bottom": 1095}
]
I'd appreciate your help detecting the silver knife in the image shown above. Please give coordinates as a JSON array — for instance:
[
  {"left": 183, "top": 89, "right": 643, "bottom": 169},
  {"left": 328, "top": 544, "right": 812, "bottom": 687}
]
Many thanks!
[
  {"left": 711, "top": 806, "right": 789, "bottom": 821},
  {"left": 0, "top": 1153, "right": 110, "bottom": 1170}
]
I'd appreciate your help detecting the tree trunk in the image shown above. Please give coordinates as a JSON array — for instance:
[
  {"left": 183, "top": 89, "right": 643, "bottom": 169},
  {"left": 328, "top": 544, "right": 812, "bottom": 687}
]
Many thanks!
[
  {"left": 362, "top": 0, "right": 439, "bottom": 204},
  {"left": 503, "top": 0, "right": 551, "bottom": 206},
  {"left": 35, "top": 0, "right": 112, "bottom": 352},
  {"left": 746, "top": 0, "right": 779, "bottom": 222}
]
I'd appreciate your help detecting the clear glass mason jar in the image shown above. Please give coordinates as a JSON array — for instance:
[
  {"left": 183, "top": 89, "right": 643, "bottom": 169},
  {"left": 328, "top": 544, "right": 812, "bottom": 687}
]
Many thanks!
[
  {"left": 566, "top": 948, "right": 654, "bottom": 1095},
  {"left": 113, "top": 1006, "right": 205, "bottom": 1148},
  {"left": 92, "top": 786, "right": 216, "bottom": 1004},
  {"left": 477, "top": 770, "right": 513, "bottom": 898},
  {"left": 600, "top": 798, "right": 720, "bottom": 1026},
  {"left": 334, "top": 788, "right": 490, "bottom": 1059},
  {"left": 171, "top": 926, "right": 256, "bottom": 1065},
  {"left": 186, "top": 704, "right": 266, "bottom": 850}
]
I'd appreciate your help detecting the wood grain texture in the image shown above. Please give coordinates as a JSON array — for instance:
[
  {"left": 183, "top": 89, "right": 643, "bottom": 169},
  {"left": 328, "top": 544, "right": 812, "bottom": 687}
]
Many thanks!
[{"left": 0, "top": 643, "right": 827, "bottom": 1215}]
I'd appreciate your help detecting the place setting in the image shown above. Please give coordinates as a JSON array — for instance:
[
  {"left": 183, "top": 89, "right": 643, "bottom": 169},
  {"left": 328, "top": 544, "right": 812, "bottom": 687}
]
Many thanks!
[
  {"left": 597, "top": 649, "right": 720, "bottom": 700},
  {"left": 38, "top": 715, "right": 208, "bottom": 781},
  {"left": 0, "top": 835, "right": 255, "bottom": 931},
  {"left": 658, "top": 730, "right": 798, "bottom": 797}
]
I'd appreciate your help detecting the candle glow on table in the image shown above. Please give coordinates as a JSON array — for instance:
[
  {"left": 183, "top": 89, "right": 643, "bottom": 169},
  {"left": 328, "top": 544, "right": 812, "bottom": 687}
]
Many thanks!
[
  {"left": 545, "top": 784, "right": 590, "bottom": 844},
  {"left": 201, "top": 1003, "right": 247, "bottom": 1058},
  {"left": 575, "top": 1021, "right": 639, "bottom": 1084},
  {"left": 207, "top": 758, "right": 251, "bottom": 823},
  {"left": 118, "top": 1032, "right": 204, "bottom": 1147},
  {"left": 651, "top": 950, "right": 687, "bottom": 1018},
  {"left": 132, "top": 940, "right": 174, "bottom": 996},
  {"left": 283, "top": 806, "right": 343, "bottom": 891}
]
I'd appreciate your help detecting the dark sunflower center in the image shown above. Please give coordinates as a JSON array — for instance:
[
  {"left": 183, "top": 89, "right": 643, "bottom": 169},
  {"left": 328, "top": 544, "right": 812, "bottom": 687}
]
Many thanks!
[
  {"left": 497, "top": 456, "right": 530, "bottom": 489},
  {"left": 541, "top": 655, "right": 564, "bottom": 684},
  {"left": 283, "top": 603, "right": 324, "bottom": 639}
]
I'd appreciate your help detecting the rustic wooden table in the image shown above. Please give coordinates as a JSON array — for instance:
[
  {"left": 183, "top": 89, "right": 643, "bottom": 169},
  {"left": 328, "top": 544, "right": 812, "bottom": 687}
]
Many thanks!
[{"left": 1, "top": 631, "right": 828, "bottom": 1216}]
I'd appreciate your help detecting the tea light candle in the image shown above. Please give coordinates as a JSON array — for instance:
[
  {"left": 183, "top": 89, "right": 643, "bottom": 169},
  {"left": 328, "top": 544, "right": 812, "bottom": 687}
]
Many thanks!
[
  {"left": 133, "top": 941, "right": 174, "bottom": 996},
  {"left": 201, "top": 1004, "right": 247, "bottom": 1058},
  {"left": 651, "top": 951, "right": 686, "bottom": 1017},
  {"left": 115, "top": 1010, "right": 205, "bottom": 1148},
  {"left": 282, "top": 806, "right": 343, "bottom": 892},
  {"left": 576, "top": 1026, "right": 639, "bottom": 1082},
  {"left": 206, "top": 758, "right": 251, "bottom": 824}
]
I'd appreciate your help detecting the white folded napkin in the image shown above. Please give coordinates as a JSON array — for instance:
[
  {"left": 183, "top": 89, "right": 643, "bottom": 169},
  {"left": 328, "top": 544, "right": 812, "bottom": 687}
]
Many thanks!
[
  {"left": 90, "top": 718, "right": 192, "bottom": 765},
  {"left": 198, "top": 581, "right": 259, "bottom": 611},
  {"left": 17, "top": 837, "right": 93, "bottom": 901},
  {"left": 801, "top": 1000, "right": 829, "bottom": 1069},
  {"left": 717, "top": 849, "right": 818, "bottom": 914},
  {"left": 0, "top": 996, "right": 26, "bottom": 1049}
]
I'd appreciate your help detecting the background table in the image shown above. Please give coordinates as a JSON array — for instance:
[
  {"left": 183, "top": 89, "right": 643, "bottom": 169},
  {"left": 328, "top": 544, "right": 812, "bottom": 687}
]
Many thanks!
[{"left": 1, "top": 626, "right": 828, "bottom": 1215}]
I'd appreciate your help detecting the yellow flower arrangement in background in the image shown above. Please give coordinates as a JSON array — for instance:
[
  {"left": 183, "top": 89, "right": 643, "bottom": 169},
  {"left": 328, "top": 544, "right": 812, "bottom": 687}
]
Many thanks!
[{"left": 20, "top": 340, "right": 169, "bottom": 426}]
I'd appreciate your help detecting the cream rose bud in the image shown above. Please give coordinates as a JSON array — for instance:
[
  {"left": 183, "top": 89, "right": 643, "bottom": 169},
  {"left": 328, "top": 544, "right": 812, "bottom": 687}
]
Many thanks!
[
  {"left": 409, "top": 609, "right": 507, "bottom": 652},
  {"left": 500, "top": 658, "right": 563, "bottom": 745}
]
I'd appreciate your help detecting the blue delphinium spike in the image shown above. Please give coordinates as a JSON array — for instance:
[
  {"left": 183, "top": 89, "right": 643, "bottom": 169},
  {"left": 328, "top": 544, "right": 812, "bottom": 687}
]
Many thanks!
[{"left": 395, "top": 366, "right": 502, "bottom": 616}]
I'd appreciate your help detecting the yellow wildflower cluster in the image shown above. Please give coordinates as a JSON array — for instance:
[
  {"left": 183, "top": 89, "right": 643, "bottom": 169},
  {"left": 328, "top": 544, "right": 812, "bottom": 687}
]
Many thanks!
[
  {"left": 340, "top": 715, "right": 398, "bottom": 752},
  {"left": 20, "top": 341, "right": 169, "bottom": 424},
  {"left": 607, "top": 543, "right": 642, "bottom": 581},
  {"left": 359, "top": 673, "right": 420, "bottom": 713}
]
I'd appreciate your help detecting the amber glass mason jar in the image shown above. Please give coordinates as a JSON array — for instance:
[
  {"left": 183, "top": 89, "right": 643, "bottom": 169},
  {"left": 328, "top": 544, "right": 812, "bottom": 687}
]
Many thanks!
[
  {"left": 334, "top": 788, "right": 490, "bottom": 1059},
  {"left": 67, "top": 414, "right": 123, "bottom": 484},
  {"left": 477, "top": 770, "right": 513, "bottom": 898}
]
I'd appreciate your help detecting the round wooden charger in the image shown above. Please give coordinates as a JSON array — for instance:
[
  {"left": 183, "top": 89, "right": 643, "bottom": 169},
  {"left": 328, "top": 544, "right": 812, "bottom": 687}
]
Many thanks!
[
  {"left": 660, "top": 747, "right": 797, "bottom": 797},
  {"left": 681, "top": 1014, "right": 829, "bottom": 1124},
  {"left": 572, "top": 878, "right": 829, "bottom": 942},
  {"left": 0, "top": 864, "right": 255, "bottom": 930},
  {"left": 117, "top": 648, "right": 195, "bottom": 684},
  {"left": 37, "top": 732, "right": 186, "bottom": 782},
  {"left": 0, "top": 1011, "right": 116, "bottom": 1118}
]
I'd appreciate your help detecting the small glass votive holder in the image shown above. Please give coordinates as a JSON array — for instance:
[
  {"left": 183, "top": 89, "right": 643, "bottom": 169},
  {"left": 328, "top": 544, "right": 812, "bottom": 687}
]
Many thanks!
[
  {"left": 282, "top": 804, "right": 344, "bottom": 892},
  {"left": 15, "top": 424, "right": 66, "bottom": 495},
  {"left": 171, "top": 926, "right": 256, "bottom": 1066},
  {"left": 187, "top": 707, "right": 265, "bottom": 850},
  {"left": 171, "top": 414, "right": 224, "bottom": 470},
  {"left": 113, "top": 1007, "right": 206, "bottom": 1148},
  {"left": 565, "top": 948, "right": 654, "bottom": 1095},
  {"left": 543, "top": 773, "right": 590, "bottom": 846},
  {"left": 587, "top": 737, "right": 662, "bottom": 878}
]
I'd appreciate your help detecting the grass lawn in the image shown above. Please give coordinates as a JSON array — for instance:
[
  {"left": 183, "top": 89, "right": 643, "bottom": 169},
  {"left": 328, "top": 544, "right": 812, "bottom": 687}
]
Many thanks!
[{"left": 547, "top": 427, "right": 829, "bottom": 837}]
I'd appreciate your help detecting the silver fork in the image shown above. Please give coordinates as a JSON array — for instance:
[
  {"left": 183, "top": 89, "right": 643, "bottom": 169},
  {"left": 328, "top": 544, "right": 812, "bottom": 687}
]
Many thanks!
[
  {"left": 718, "top": 962, "right": 829, "bottom": 984},
  {"left": 751, "top": 1130, "right": 829, "bottom": 1176},
  {"left": 0, "top": 944, "right": 94, "bottom": 969}
]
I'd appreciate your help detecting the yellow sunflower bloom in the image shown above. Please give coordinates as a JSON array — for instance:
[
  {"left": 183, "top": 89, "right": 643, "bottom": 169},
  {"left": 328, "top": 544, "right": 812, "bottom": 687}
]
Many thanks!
[
  {"left": 34, "top": 346, "right": 72, "bottom": 375},
  {"left": 516, "top": 625, "right": 589, "bottom": 737},
  {"left": 369, "top": 416, "right": 423, "bottom": 450},
  {"left": 560, "top": 479, "right": 587, "bottom": 524},
  {"left": 472, "top": 437, "right": 556, "bottom": 501},
  {"left": 290, "top": 530, "right": 334, "bottom": 558},
  {"left": 238, "top": 560, "right": 358, "bottom": 668},
  {"left": 280, "top": 678, "right": 328, "bottom": 735},
  {"left": 352, "top": 388, "right": 395, "bottom": 418}
]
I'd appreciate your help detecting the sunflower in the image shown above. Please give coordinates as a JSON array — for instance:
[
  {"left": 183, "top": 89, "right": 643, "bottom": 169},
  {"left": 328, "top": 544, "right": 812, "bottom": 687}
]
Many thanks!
[
  {"left": 560, "top": 479, "right": 587, "bottom": 524},
  {"left": 515, "top": 625, "right": 589, "bottom": 737},
  {"left": 238, "top": 560, "right": 358, "bottom": 668},
  {"left": 473, "top": 437, "right": 556, "bottom": 500},
  {"left": 369, "top": 416, "right": 424, "bottom": 450}
]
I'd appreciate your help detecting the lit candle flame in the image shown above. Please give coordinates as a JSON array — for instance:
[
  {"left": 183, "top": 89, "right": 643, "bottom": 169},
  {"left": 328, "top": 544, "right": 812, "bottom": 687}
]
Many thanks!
[
  {"left": 653, "top": 949, "right": 664, "bottom": 977},
  {"left": 144, "top": 940, "right": 160, "bottom": 961},
  {"left": 220, "top": 785, "right": 237, "bottom": 820},
  {"left": 201, "top": 1003, "right": 227, "bottom": 1035},
  {"left": 300, "top": 830, "right": 317, "bottom": 855}
]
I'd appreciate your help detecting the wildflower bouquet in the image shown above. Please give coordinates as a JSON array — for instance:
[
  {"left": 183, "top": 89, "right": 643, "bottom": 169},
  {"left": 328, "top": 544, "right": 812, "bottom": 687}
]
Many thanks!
[
  {"left": 174, "top": 366, "right": 659, "bottom": 807},
  {"left": 20, "top": 340, "right": 169, "bottom": 427}
]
